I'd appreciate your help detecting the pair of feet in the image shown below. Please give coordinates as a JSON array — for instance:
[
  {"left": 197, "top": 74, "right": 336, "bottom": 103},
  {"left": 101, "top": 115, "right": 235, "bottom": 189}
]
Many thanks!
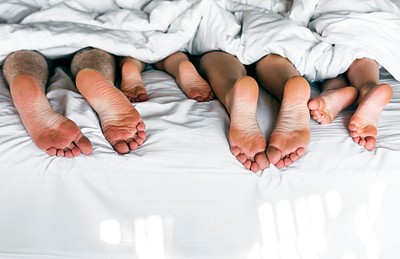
[
  {"left": 14, "top": 70, "right": 146, "bottom": 158},
  {"left": 229, "top": 76, "right": 311, "bottom": 172},
  {"left": 120, "top": 59, "right": 214, "bottom": 103},
  {"left": 308, "top": 83, "right": 392, "bottom": 151}
]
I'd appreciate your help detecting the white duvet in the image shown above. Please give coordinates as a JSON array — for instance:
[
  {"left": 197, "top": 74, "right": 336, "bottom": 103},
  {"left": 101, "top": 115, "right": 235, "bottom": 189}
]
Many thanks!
[
  {"left": 0, "top": 0, "right": 203, "bottom": 62},
  {"left": 2, "top": 0, "right": 400, "bottom": 83},
  {"left": 288, "top": 0, "right": 400, "bottom": 81}
]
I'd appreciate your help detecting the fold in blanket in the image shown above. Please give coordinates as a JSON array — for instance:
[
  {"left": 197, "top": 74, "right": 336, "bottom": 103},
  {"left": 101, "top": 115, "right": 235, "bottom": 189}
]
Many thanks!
[{"left": 1, "top": 0, "right": 400, "bottom": 82}]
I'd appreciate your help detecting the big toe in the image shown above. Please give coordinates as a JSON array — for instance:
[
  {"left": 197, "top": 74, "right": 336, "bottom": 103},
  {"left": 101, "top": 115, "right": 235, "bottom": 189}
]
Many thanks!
[
  {"left": 113, "top": 140, "right": 130, "bottom": 154},
  {"left": 308, "top": 98, "right": 320, "bottom": 110},
  {"left": 254, "top": 152, "right": 270, "bottom": 171},
  {"left": 364, "top": 136, "right": 376, "bottom": 151},
  {"left": 75, "top": 135, "right": 93, "bottom": 155},
  {"left": 266, "top": 146, "right": 282, "bottom": 165}
]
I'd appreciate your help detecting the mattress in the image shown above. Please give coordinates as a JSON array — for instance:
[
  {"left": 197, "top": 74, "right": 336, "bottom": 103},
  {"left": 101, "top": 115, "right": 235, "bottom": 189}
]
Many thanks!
[{"left": 0, "top": 65, "right": 400, "bottom": 259}]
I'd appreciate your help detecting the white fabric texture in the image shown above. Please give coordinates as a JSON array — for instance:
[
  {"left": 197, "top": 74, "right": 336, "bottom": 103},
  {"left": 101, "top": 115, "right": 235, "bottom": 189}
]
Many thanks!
[
  {"left": 0, "top": 0, "right": 203, "bottom": 62},
  {"left": 288, "top": 0, "right": 400, "bottom": 81},
  {"left": 1, "top": 66, "right": 400, "bottom": 259},
  {"left": 2, "top": 0, "right": 400, "bottom": 82}
]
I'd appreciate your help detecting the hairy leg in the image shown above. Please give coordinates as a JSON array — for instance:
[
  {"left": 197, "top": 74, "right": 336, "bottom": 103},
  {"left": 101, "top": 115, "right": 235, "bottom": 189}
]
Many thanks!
[
  {"left": 200, "top": 51, "right": 269, "bottom": 172},
  {"left": 155, "top": 51, "right": 214, "bottom": 102},
  {"left": 256, "top": 54, "right": 310, "bottom": 169},
  {"left": 308, "top": 74, "right": 358, "bottom": 124},
  {"left": 347, "top": 58, "right": 392, "bottom": 150},
  {"left": 3, "top": 50, "right": 92, "bottom": 157},
  {"left": 71, "top": 48, "right": 146, "bottom": 154},
  {"left": 120, "top": 56, "right": 148, "bottom": 102}
]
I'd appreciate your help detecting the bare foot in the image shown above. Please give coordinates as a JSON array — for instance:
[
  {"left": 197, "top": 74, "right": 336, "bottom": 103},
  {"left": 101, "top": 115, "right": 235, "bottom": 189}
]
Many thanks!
[
  {"left": 11, "top": 75, "right": 93, "bottom": 157},
  {"left": 228, "top": 76, "right": 269, "bottom": 172},
  {"left": 76, "top": 69, "right": 146, "bottom": 154},
  {"left": 308, "top": 86, "right": 358, "bottom": 124},
  {"left": 349, "top": 83, "right": 392, "bottom": 150},
  {"left": 266, "top": 76, "right": 310, "bottom": 169},
  {"left": 120, "top": 58, "right": 149, "bottom": 102},
  {"left": 176, "top": 60, "right": 214, "bottom": 102}
]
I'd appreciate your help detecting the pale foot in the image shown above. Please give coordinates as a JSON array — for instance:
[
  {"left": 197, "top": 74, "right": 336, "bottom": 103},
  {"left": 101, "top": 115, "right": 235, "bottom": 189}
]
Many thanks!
[
  {"left": 308, "top": 86, "right": 358, "bottom": 124},
  {"left": 349, "top": 83, "right": 392, "bottom": 150},
  {"left": 228, "top": 76, "right": 269, "bottom": 172},
  {"left": 176, "top": 60, "right": 214, "bottom": 102},
  {"left": 76, "top": 69, "right": 146, "bottom": 154},
  {"left": 120, "top": 58, "right": 149, "bottom": 102},
  {"left": 11, "top": 75, "right": 92, "bottom": 157},
  {"left": 266, "top": 76, "right": 311, "bottom": 169}
]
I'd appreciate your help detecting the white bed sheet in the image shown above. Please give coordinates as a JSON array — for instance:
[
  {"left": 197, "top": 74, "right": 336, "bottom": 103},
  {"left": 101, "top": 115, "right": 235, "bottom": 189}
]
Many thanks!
[{"left": 0, "top": 67, "right": 400, "bottom": 259}]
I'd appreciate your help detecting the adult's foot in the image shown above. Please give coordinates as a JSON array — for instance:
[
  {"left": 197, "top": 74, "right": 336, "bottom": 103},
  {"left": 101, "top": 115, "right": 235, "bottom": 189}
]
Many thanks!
[
  {"left": 76, "top": 69, "right": 146, "bottom": 154},
  {"left": 266, "top": 76, "right": 310, "bottom": 169},
  {"left": 176, "top": 60, "right": 214, "bottom": 102},
  {"left": 308, "top": 86, "right": 358, "bottom": 124},
  {"left": 349, "top": 83, "right": 392, "bottom": 150},
  {"left": 11, "top": 75, "right": 92, "bottom": 157},
  {"left": 228, "top": 76, "right": 269, "bottom": 172}
]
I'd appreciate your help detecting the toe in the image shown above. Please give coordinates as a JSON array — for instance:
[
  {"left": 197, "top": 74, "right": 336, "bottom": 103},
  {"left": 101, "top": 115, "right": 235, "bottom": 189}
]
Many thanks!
[
  {"left": 254, "top": 152, "right": 270, "bottom": 170},
  {"left": 56, "top": 149, "right": 65, "bottom": 157},
  {"left": 137, "top": 121, "right": 146, "bottom": 131},
  {"left": 138, "top": 93, "right": 149, "bottom": 102},
  {"left": 113, "top": 140, "right": 130, "bottom": 154},
  {"left": 75, "top": 135, "right": 93, "bottom": 155},
  {"left": 250, "top": 162, "right": 260, "bottom": 173},
  {"left": 295, "top": 147, "right": 306, "bottom": 157},
  {"left": 64, "top": 149, "right": 73, "bottom": 158},
  {"left": 290, "top": 152, "right": 299, "bottom": 161},
  {"left": 230, "top": 146, "right": 240, "bottom": 156},
  {"left": 266, "top": 146, "right": 282, "bottom": 165},
  {"left": 243, "top": 160, "right": 252, "bottom": 170},
  {"left": 236, "top": 154, "right": 247, "bottom": 164},
  {"left": 46, "top": 148, "right": 57, "bottom": 156},
  {"left": 275, "top": 160, "right": 285, "bottom": 169},
  {"left": 283, "top": 157, "right": 292, "bottom": 167},
  {"left": 71, "top": 146, "right": 82, "bottom": 156},
  {"left": 364, "top": 137, "right": 376, "bottom": 151},
  {"left": 128, "top": 139, "right": 139, "bottom": 150}
]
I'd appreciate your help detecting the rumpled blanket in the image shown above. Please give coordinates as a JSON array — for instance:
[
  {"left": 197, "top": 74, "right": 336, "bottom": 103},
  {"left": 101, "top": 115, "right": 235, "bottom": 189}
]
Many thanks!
[
  {"left": 1, "top": 0, "right": 400, "bottom": 82},
  {"left": 288, "top": 0, "right": 400, "bottom": 81}
]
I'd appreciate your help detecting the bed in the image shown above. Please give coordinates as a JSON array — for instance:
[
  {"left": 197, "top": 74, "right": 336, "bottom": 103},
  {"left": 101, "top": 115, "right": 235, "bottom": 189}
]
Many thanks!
[
  {"left": 1, "top": 1, "right": 400, "bottom": 259},
  {"left": 1, "top": 64, "right": 400, "bottom": 259}
]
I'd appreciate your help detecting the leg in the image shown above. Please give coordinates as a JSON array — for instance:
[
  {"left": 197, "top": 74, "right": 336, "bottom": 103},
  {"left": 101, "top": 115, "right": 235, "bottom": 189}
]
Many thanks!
[
  {"left": 71, "top": 48, "right": 146, "bottom": 154},
  {"left": 346, "top": 58, "right": 392, "bottom": 150},
  {"left": 255, "top": 54, "right": 310, "bottom": 169},
  {"left": 308, "top": 74, "right": 358, "bottom": 124},
  {"left": 120, "top": 56, "right": 148, "bottom": 102},
  {"left": 3, "top": 50, "right": 92, "bottom": 157},
  {"left": 199, "top": 51, "right": 269, "bottom": 172},
  {"left": 154, "top": 51, "right": 214, "bottom": 102}
]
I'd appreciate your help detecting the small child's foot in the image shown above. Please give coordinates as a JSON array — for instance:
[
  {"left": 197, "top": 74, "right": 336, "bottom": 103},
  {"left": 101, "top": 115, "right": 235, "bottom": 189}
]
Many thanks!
[
  {"left": 176, "top": 60, "right": 214, "bottom": 102},
  {"left": 349, "top": 83, "right": 392, "bottom": 150},
  {"left": 228, "top": 77, "right": 269, "bottom": 172},
  {"left": 76, "top": 69, "right": 146, "bottom": 154},
  {"left": 308, "top": 86, "right": 357, "bottom": 124},
  {"left": 266, "top": 76, "right": 310, "bottom": 169}
]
